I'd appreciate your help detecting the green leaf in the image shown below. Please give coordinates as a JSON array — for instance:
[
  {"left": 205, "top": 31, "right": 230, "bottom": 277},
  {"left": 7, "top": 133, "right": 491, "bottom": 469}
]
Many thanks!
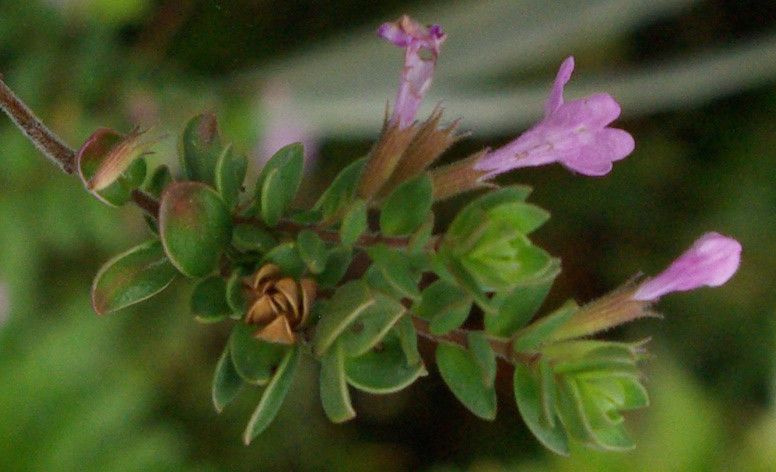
[
  {"left": 144, "top": 164, "right": 173, "bottom": 198},
  {"left": 297, "top": 229, "right": 328, "bottom": 274},
  {"left": 513, "top": 363, "right": 569, "bottom": 455},
  {"left": 467, "top": 332, "right": 496, "bottom": 387},
  {"left": 226, "top": 269, "right": 248, "bottom": 317},
  {"left": 243, "top": 345, "right": 300, "bottom": 444},
  {"left": 436, "top": 342, "right": 497, "bottom": 420},
  {"left": 215, "top": 143, "right": 247, "bottom": 209},
  {"left": 261, "top": 242, "right": 305, "bottom": 278},
  {"left": 414, "top": 279, "right": 472, "bottom": 335},
  {"left": 91, "top": 240, "right": 177, "bottom": 315},
  {"left": 229, "top": 323, "right": 287, "bottom": 385},
  {"left": 181, "top": 113, "right": 221, "bottom": 185},
  {"left": 212, "top": 344, "right": 244, "bottom": 413},
  {"left": 345, "top": 330, "right": 426, "bottom": 394},
  {"left": 408, "top": 215, "right": 434, "bottom": 254},
  {"left": 320, "top": 343, "right": 356, "bottom": 423},
  {"left": 447, "top": 186, "right": 532, "bottom": 239},
  {"left": 555, "top": 378, "right": 596, "bottom": 445},
  {"left": 339, "top": 293, "right": 405, "bottom": 357},
  {"left": 316, "top": 246, "right": 353, "bottom": 288},
  {"left": 232, "top": 223, "right": 277, "bottom": 254},
  {"left": 488, "top": 202, "right": 550, "bottom": 235},
  {"left": 366, "top": 244, "right": 421, "bottom": 301},
  {"left": 314, "top": 158, "right": 367, "bottom": 221},
  {"left": 380, "top": 174, "right": 433, "bottom": 236},
  {"left": 513, "top": 301, "right": 578, "bottom": 353},
  {"left": 191, "top": 275, "right": 231, "bottom": 323},
  {"left": 485, "top": 266, "right": 558, "bottom": 337},
  {"left": 340, "top": 199, "right": 368, "bottom": 247},
  {"left": 159, "top": 182, "right": 232, "bottom": 277},
  {"left": 394, "top": 316, "right": 422, "bottom": 367},
  {"left": 312, "top": 281, "right": 375, "bottom": 357},
  {"left": 257, "top": 143, "right": 304, "bottom": 227}
]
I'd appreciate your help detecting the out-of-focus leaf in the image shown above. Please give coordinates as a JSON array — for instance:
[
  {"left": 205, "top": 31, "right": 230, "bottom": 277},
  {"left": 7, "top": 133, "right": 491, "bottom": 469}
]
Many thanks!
[
  {"left": 243, "top": 345, "right": 300, "bottom": 443},
  {"left": 91, "top": 240, "right": 177, "bottom": 315}
]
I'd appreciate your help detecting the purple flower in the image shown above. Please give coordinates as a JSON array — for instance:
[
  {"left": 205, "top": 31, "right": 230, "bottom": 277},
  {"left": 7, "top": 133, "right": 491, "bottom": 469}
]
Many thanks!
[
  {"left": 474, "top": 56, "right": 634, "bottom": 178},
  {"left": 378, "top": 16, "right": 446, "bottom": 129},
  {"left": 633, "top": 232, "right": 742, "bottom": 301}
]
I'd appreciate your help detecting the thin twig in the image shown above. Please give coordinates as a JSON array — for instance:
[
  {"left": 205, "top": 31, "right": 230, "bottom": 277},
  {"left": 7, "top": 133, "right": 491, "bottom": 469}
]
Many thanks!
[
  {"left": 411, "top": 316, "right": 535, "bottom": 366},
  {"left": 0, "top": 76, "right": 77, "bottom": 174}
]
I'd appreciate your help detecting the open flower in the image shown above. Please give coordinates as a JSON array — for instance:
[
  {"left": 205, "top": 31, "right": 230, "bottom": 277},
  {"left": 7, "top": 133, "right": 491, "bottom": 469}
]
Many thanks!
[
  {"left": 244, "top": 264, "right": 317, "bottom": 344},
  {"left": 378, "top": 15, "right": 446, "bottom": 129},
  {"left": 633, "top": 232, "right": 742, "bottom": 301},
  {"left": 474, "top": 56, "right": 634, "bottom": 178}
]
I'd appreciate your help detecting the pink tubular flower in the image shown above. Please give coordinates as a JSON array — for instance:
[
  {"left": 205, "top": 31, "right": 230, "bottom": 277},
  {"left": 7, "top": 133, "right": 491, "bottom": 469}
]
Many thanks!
[
  {"left": 474, "top": 56, "right": 635, "bottom": 178},
  {"left": 633, "top": 232, "right": 742, "bottom": 301},
  {"left": 378, "top": 16, "right": 446, "bottom": 129}
]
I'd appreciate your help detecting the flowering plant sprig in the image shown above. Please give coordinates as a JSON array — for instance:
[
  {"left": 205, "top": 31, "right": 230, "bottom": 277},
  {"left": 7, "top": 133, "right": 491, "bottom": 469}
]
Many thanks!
[{"left": 0, "top": 15, "right": 741, "bottom": 455}]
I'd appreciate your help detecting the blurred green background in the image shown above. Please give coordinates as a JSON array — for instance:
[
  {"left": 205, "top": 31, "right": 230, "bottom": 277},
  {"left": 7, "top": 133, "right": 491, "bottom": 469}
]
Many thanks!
[{"left": 1, "top": 0, "right": 775, "bottom": 470}]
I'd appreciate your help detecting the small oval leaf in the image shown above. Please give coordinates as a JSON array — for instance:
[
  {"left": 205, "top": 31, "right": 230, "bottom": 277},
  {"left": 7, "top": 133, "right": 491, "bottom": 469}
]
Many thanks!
[
  {"left": 91, "top": 240, "right": 177, "bottom": 315},
  {"left": 513, "top": 363, "right": 569, "bottom": 455},
  {"left": 191, "top": 275, "right": 231, "bottom": 323},
  {"left": 229, "top": 323, "right": 287, "bottom": 385},
  {"left": 436, "top": 342, "right": 497, "bottom": 420},
  {"left": 380, "top": 174, "right": 433, "bottom": 236},
  {"left": 159, "top": 182, "right": 232, "bottom": 278},
  {"left": 243, "top": 345, "right": 300, "bottom": 444},
  {"left": 345, "top": 331, "right": 426, "bottom": 394},
  {"left": 320, "top": 343, "right": 356, "bottom": 423},
  {"left": 213, "top": 344, "right": 244, "bottom": 413}
]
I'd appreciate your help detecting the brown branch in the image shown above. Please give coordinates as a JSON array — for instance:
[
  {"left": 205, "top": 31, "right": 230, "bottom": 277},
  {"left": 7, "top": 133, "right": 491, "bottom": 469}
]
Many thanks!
[
  {"left": 0, "top": 76, "right": 77, "bottom": 174},
  {"left": 130, "top": 189, "right": 161, "bottom": 218},
  {"left": 234, "top": 216, "right": 441, "bottom": 251},
  {"left": 411, "top": 316, "right": 536, "bottom": 366}
]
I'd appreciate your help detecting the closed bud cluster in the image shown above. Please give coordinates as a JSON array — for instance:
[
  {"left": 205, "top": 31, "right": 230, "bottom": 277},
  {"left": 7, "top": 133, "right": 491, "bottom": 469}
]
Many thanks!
[
  {"left": 244, "top": 264, "right": 317, "bottom": 345},
  {"left": 447, "top": 199, "right": 553, "bottom": 290}
]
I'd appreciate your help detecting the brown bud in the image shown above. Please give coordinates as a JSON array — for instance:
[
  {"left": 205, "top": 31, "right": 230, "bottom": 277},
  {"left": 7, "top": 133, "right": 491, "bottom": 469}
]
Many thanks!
[
  {"left": 357, "top": 110, "right": 418, "bottom": 200},
  {"left": 244, "top": 264, "right": 317, "bottom": 344},
  {"left": 379, "top": 107, "right": 463, "bottom": 197}
]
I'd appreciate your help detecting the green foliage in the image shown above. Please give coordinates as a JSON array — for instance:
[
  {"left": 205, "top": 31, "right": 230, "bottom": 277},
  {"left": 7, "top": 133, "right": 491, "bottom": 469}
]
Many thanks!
[
  {"left": 255, "top": 143, "right": 304, "bottom": 227},
  {"left": 380, "top": 174, "right": 433, "bottom": 236},
  {"left": 229, "top": 324, "right": 288, "bottom": 385},
  {"left": 436, "top": 342, "right": 498, "bottom": 420},
  {"left": 320, "top": 343, "right": 356, "bottom": 423},
  {"left": 344, "top": 330, "right": 427, "bottom": 394},
  {"left": 159, "top": 182, "right": 232, "bottom": 277},
  {"left": 243, "top": 345, "right": 301, "bottom": 444},
  {"left": 297, "top": 229, "right": 328, "bottom": 274},
  {"left": 180, "top": 113, "right": 222, "bottom": 185},
  {"left": 414, "top": 279, "right": 472, "bottom": 335},
  {"left": 212, "top": 343, "right": 244, "bottom": 413},
  {"left": 484, "top": 262, "right": 559, "bottom": 337},
  {"left": 91, "top": 239, "right": 177, "bottom": 315},
  {"left": 312, "top": 280, "right": 374, "bottom": 357},
  {"left": 313, "top": 157, "right": 367, "bottom": 222},
  {"left": 214, "top": 143, "right": 247, "bottom": 209},
  {"left": 190, "top": 275, "right": 231, "bottom": 323},
  {"left": 340, "top": 199, "right": 368, "bottom": 247}
]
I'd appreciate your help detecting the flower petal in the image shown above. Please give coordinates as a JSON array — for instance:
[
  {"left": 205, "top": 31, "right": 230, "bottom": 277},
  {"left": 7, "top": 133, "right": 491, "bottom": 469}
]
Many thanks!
[{"left": 545, "top": 56, "right": 575, "bottom": 115}]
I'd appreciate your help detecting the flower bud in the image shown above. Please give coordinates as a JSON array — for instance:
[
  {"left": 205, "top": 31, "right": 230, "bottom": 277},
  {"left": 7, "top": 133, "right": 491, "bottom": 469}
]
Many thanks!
[
  {"left": 244, "top": 264, "right": 317, "bottom": 344},
  {"left": 633, "top": 232, "right": 741, "bottom": 301}
]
